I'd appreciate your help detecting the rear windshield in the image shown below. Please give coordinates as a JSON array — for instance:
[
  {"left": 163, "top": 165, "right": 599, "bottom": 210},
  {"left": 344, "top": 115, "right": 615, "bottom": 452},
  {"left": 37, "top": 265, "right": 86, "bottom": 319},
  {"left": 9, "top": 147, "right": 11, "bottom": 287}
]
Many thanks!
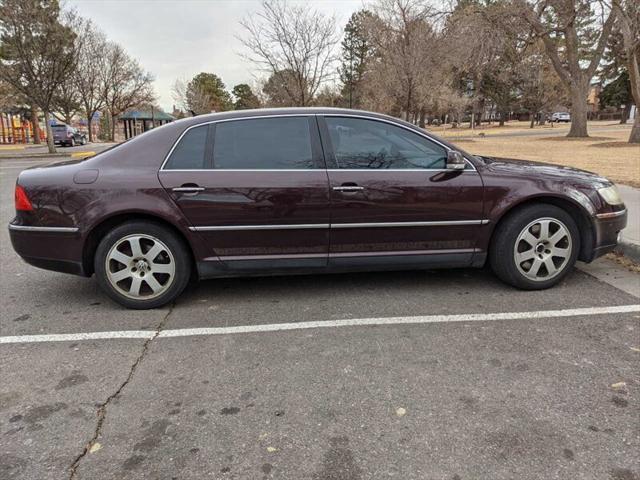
[{"left": 52, "top": 125, "right": 68, "bottom": 130}]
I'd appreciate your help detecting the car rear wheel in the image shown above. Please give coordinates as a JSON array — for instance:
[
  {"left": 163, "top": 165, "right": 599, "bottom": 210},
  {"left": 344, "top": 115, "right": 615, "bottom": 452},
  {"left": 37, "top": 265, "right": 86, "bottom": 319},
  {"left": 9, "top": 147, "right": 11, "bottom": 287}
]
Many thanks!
[
  {"left": 489, "top": 204, "right": 580, "bottom": 290},
  {"left": 94, "top": 221, "right": 191, "bottom": 309}
]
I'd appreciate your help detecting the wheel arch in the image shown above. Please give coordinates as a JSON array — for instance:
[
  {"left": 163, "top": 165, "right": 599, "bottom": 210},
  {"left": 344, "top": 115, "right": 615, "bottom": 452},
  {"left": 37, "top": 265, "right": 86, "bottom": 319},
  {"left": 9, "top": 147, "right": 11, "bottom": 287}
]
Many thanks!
[
  {"left": 82, "top": 212, "right": 196, "bottom": 276},
  {"left": 488, "top": 195, "right": 595, "bottom": 262}
]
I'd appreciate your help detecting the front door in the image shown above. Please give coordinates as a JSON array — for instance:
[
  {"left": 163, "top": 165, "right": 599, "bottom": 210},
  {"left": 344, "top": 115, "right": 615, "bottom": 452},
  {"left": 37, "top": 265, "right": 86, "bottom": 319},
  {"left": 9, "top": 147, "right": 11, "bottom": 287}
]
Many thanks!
[
  {"left": 159, "top": 115, "right": 330, "bottom": 272},
  {"left": 318, "top": 115, "right": 485, "bottom": 268}
]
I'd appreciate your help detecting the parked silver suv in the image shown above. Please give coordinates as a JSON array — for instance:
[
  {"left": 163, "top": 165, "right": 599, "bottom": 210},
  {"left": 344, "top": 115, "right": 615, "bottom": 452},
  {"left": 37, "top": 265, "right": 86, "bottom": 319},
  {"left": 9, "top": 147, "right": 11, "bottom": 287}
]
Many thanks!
[{"left": 550, "top": 112, "right": 571, "bottom": 123}]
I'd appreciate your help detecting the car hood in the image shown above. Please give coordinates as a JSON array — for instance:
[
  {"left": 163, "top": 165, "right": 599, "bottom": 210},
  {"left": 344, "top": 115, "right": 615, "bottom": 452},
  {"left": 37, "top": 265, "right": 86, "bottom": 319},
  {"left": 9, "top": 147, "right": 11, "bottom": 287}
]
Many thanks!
[{"left": 477, "top": 156, "right": 611, "bottom": 188}]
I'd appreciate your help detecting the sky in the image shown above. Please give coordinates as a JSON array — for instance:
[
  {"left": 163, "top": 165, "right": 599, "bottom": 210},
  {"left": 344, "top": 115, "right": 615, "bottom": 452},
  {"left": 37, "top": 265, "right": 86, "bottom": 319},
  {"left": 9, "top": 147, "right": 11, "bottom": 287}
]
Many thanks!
[{"left": 68, "top": 0, "right": 364, "bottom": 112}]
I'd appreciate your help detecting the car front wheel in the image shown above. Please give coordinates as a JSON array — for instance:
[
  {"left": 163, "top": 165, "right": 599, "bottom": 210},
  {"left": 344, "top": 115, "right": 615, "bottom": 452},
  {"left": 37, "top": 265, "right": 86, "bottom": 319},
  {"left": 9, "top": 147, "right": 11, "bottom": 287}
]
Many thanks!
[
  {"left": 94, "top": 221, "right": 191, "bottom": 309},
  {"left": 489, "top": 204, "right": 580, "bottom": 290}
]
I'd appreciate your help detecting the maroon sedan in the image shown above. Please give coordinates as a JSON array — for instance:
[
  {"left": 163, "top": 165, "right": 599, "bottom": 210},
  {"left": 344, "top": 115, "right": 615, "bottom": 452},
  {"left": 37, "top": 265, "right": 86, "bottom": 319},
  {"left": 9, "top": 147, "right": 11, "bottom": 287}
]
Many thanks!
[{"left": 9, "top": 108, "right": 627, "bottom": 309}]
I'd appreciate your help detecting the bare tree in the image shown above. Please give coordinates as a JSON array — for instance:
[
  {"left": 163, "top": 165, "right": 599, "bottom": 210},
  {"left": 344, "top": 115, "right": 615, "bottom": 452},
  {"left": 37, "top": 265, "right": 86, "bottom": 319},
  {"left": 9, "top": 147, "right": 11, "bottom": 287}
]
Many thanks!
[
  {"left": 239, "top": 0, "right": 339, "bottom": 106},
  {"left": 608, "top": 0, "right": 640, "bottom": 143},
  {"left": 364, "top": 0, "right": 442, "bottom": 122},
  {"left": 52, "top": 9, "right": 82, "bottom": 125},
  {"left": 0, "top": 0, "right": 76, "bottom": 152},
  {"left": 516, "top": 0, "right": 616, "bottom": 137},
  {"left": 102, "top": 42, "right": 154, "bottom": 140},
  {"left": 74, "top": 19, "right": 108, "bottom": 142},
  {"left": 171, "top": 78, "right": 189, "bottom": 113},
  {"left": 519, "top": 46, "right": 567, "bottom": 127}
]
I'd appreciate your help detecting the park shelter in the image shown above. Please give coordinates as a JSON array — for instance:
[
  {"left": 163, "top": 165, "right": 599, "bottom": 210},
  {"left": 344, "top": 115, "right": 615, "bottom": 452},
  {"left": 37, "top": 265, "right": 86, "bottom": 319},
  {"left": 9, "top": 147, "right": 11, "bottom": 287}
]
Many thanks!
[{"left": 118, "top": 109, "right": 174, "bottom": 140}]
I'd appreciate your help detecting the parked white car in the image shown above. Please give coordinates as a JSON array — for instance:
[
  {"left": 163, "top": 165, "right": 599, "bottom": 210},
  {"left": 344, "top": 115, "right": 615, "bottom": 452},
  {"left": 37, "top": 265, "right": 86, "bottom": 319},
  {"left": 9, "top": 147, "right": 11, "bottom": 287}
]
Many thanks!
[{"left": 551, "top": 112, "right": 571, "bottom": 123}]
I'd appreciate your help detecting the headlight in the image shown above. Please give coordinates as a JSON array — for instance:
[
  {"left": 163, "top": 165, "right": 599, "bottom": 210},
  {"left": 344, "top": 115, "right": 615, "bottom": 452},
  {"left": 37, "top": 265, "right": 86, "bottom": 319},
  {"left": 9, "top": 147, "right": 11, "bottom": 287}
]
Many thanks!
[{"left": 597, "top": 185, "right": 624, "bottom": 206}]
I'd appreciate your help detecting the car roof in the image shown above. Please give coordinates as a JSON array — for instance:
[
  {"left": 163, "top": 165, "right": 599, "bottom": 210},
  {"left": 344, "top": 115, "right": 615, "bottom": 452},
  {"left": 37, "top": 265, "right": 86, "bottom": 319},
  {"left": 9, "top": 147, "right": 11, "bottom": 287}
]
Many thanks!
[
  {"left": 169, "top": 107, "right": 473, "bottom": 158},
  {"left": 174, "top": 107, "right": 405, "bottom": 128}
]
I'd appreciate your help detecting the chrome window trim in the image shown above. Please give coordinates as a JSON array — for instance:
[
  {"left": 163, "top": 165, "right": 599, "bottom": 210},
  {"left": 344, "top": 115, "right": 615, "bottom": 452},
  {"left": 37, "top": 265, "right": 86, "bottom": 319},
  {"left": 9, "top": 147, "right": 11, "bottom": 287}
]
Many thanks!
[
  {"left": 161, "top": 169, "right": 325, "bottom": 172},
  {"left": 325, "top": 169, "right": 476, "bottom": 173},
  {"left": 8, "top": 224, "right": 79, "bottom": 233},
  {"left": 160, "top": 114, "right": 316, "bottom": 171},
  {"left": 159, "top": 112, "right": 478, "bottom": 172},
  {"left": 321, "top": 113, "right": 477, "bottom": 171},
  {"left": 189, "top": 220, "right": 489, "bottom": 232},
  {"left": 160, "top": 168, "right": 475, "bottom": 173}
]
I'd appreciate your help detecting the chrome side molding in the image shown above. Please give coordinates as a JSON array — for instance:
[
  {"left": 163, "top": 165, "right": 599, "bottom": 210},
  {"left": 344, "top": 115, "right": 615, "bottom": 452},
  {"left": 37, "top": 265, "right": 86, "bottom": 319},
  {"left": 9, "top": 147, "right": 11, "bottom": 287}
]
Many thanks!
[
  {"left": 189, "top": 219, "right": 490, "bottom": 232},
  {"left": 8, "top": 224, "right": 79, "bottom": 233}
]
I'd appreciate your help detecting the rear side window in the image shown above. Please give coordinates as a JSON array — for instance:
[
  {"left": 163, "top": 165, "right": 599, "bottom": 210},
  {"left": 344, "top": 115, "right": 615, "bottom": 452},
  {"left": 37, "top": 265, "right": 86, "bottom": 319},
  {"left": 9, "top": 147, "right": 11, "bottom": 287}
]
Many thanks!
[
  {"left": 325, "top": 117, "right": 448, "bottom": 169},
  {"left": 213, "top": 117, "right": 315, "bottom": 169},
  {"left": 164, "top": 125, "right": 208, "bottom": 170}
]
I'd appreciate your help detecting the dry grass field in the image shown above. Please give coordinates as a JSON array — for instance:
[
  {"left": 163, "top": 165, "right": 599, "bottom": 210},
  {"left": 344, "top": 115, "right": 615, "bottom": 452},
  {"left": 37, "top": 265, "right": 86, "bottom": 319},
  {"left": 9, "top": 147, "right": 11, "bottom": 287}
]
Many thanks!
[
  {"left": 433, "top": 126, "right": 639, "bottom": 187},
  {"left": 428, "top": 119, "right": 621, "bottom": 137}
]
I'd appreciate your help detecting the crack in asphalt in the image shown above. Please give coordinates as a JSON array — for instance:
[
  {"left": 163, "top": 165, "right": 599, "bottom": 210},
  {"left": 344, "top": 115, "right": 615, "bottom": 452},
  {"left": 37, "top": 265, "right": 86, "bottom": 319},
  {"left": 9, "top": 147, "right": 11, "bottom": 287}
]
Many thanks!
[{"left": 68, "top": 303, "right": 175, "bottom": 480}]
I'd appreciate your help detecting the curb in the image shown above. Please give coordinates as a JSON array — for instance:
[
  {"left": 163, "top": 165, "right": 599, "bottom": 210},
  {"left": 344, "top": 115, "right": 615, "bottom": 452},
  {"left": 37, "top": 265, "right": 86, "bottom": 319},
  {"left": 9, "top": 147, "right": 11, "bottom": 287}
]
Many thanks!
[
  {"left": 0, "top": 153, "right": 71, "bottom": 160},
  {"left": 615, "top": 241, "right": 640, "bottom": 263}
]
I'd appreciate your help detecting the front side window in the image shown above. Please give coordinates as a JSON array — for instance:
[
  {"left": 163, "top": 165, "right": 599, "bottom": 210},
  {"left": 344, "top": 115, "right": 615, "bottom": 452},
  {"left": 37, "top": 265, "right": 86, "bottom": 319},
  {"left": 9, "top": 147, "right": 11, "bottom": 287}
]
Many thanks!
[
  {"left": 213, "top": 117, "right": 315, "bottom": 169},
  {"left": 325, "top": 117, "right": 448, "bottom": 170},
  {"left": 164, "top": 125, "right": 208, "bottom": 170}
]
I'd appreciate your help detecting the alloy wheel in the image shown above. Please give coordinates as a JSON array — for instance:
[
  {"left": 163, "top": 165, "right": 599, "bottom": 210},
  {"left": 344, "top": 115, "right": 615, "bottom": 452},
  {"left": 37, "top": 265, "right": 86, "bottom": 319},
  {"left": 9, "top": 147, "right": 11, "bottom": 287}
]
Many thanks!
[
  {"left": 105, "top": 234, "right": 176, "bottom": 299},
  {"left": 513, "top": 217, "right": 572, "bottom": 282}
]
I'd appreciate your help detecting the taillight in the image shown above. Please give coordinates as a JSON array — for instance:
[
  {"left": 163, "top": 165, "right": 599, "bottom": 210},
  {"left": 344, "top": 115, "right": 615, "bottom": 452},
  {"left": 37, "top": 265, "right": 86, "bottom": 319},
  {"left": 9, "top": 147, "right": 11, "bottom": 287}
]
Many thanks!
[{"left": 15, "top": 185, "right": 33, "bottom": 211}]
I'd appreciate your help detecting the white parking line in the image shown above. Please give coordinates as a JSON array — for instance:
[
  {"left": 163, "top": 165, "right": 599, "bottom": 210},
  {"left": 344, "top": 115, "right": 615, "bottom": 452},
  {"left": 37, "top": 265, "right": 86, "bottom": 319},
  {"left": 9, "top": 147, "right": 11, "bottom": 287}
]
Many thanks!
[{"left": 1, "top": 305, "right": 638, "bottom": 345}]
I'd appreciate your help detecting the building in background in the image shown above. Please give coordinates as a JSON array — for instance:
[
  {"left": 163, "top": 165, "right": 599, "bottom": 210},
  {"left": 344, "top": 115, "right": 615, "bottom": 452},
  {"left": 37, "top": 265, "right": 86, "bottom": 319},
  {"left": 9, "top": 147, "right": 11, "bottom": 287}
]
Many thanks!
[{"left": 117, "top": 108, "right": 175, "bottom": 141}]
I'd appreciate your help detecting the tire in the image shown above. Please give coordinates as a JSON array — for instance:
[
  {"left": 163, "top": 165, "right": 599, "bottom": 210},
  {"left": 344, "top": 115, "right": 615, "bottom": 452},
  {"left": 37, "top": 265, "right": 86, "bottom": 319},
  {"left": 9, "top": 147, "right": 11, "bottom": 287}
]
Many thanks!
[
  {"left": 94, "top": 221, "right": 191, "bottom": 309},
  {"left": 81, "top": 137, "right": 87, "bottom": 145},
  {"left": 70, "top": 138, "right": 75, "bottom": 147},
  {"left": 489, "top": 204, "right": 580, "bottom": 290}
]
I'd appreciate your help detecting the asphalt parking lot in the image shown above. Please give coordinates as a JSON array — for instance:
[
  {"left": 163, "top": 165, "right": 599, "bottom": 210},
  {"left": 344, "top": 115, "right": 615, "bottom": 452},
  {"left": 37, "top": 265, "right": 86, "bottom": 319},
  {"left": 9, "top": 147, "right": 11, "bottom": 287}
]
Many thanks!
[{"left": 1, "top": 155, "right": 639, "bottom": 480}]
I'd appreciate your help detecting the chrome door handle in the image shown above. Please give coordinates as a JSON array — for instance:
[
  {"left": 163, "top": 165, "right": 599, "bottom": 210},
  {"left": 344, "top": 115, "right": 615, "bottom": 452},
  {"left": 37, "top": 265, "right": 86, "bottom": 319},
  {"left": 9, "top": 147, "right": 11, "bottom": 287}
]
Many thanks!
[
  {"left": 333, "top": 186, "right": 364, "bottom": 192},
  {"left": 172, "top": 187, "right": 205, "bottom": 193}
]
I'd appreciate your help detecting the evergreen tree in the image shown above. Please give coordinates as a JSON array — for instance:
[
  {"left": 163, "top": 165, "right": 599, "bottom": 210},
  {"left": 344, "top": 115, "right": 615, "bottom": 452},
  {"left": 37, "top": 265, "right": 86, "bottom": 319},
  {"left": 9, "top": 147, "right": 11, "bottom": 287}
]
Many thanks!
[
  {"left": 232, "top": 83, "right": 261, "bottom": 110},
  {"left": 186, "top": 73, "right": 232, "bottom": 113},
  {"left": 339, "top": 10, "right": 375, "bottom": 109}
]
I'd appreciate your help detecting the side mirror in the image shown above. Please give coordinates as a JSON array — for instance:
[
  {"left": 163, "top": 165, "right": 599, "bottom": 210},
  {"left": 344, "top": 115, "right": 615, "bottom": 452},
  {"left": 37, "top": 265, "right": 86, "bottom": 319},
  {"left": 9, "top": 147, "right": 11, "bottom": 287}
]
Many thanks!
[{"left": 446, "top": 150, "right": 466, "bottom": 170}]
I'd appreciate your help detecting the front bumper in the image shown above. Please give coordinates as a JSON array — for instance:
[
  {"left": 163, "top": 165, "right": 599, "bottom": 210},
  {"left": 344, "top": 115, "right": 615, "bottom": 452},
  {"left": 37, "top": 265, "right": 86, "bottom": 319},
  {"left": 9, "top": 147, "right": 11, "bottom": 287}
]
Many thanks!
[
  {"left": 8, "top": 223, "right": 87, "bottom": 276},
  {"left": 590, "top": 209, "right": 628, "bottom": 260}
]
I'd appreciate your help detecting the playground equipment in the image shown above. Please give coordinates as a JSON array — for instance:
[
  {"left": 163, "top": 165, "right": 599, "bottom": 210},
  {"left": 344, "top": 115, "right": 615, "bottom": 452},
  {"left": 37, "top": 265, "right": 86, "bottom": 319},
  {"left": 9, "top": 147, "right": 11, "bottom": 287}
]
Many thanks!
[{"left": 0, "top": 112, "right": 42, "bottom": 144}]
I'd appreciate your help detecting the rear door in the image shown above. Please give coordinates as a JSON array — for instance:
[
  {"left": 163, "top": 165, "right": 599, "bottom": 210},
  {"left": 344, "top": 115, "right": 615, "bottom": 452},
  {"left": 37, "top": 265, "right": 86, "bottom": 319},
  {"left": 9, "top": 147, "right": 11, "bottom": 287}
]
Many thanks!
[
  {"left": 51, "top": 125, "right": 66, "bottom": 143},
  {"left": 319, "top": 115, "right": 485, "bottom": 267},
  {"left": 158, "top": 115, "right": 331, "bottom": 271}
]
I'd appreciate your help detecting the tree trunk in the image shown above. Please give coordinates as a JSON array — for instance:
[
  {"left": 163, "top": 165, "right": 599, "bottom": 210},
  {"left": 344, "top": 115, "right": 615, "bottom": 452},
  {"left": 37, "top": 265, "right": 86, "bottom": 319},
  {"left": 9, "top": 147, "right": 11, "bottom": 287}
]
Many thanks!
[
  {"left": 30, "top": 106, "right": 41, "bottom": 144},
  {"left": 87, "top": 115, "right": 93, "bottom": 142},
  {"left": 620, "top": 103, "right": 631, "bottom": 124},
  {"left": 43, "top": 111, "right": 56, "bottom": 153},
  {"left": 539, "top": 112, "right": 546, "bottom": 125},
  {"left": 627, "top": 48, "right": 640, "bottom": 144},
  {"left": 418, "top": 109, "right": 426, "bottom": 128},
  {"left": 567, "top": 83, "right": 589, "bottom": 137},
  {"left": 530, "top": 114, "right": 535, "bottom": 129},
  {"left": 110, "top": 111, "right": 116, "bottom": 141},
  {"left": 629, "top": 109, "right": 640, "bottom": 144}
]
